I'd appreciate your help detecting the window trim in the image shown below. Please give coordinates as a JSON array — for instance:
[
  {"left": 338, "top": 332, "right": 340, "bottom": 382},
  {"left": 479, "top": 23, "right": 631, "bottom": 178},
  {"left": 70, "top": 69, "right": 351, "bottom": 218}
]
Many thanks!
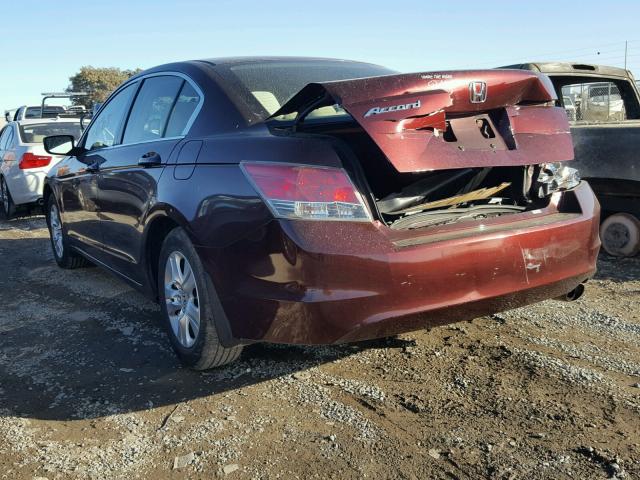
[{"left": 80, "top": 71, "right": 204, "bottom": 152}]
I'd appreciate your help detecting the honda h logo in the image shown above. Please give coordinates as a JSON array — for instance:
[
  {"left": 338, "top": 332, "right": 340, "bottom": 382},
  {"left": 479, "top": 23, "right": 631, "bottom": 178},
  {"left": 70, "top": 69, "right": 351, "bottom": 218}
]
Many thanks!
[{"left": 469, "top": 81, "right": 487, "bottom": 103}]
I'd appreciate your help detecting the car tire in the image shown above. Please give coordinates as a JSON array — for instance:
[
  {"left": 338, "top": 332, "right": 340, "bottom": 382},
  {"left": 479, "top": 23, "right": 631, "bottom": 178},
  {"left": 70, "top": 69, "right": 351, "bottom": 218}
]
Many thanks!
[
  {"left": 46, "top": 194, "right": 90, "bottom": 269},
  {"left": 158, "top": 227, "right": 243, "bottom": 370},
  {"left": 1, "top": 177, "right": 16, "bottom": 219},
  {"left": 600, "top": 213, "right": 640, "bottom": 257}
]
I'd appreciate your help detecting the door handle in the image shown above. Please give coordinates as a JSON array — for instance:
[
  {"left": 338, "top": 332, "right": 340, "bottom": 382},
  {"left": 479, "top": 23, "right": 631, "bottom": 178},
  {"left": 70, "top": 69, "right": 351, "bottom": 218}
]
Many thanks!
[{"left": 138, "top": 151, "right": 161, "bottom": 167}]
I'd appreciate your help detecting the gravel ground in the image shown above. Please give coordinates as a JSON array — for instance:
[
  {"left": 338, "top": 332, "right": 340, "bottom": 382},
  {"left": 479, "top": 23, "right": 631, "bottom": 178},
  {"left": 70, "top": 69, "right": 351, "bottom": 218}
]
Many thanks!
[{"left": 0, "top": 215, "right": 639, "bottom": 479}]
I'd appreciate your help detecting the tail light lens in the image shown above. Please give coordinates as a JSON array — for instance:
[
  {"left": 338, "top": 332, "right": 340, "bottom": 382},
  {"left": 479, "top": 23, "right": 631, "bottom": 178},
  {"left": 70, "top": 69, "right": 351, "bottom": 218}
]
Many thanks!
[
  {"left": 241, "top": 162, "right": 371, "bottom": 221},
  {"left": 19, "top": 152, "right": 52, "bottom": 170}
]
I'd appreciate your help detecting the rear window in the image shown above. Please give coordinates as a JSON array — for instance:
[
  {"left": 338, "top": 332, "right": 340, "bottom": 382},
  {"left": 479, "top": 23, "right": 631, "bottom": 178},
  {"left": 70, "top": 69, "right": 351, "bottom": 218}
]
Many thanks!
[
  {"left": 19, "top": 122, "right": 83, "bottom": 144},
  {"left": 25, "top": 107, "right": 41, "bottom": 118},
  {"left": 25, "top": 106, "right": 68, "bottom": 119},
  {"left": 216, "top": 60, "right": 396, "bottom": 123},
  {"left": 560, "top": 80, "right": 638, "bottom": 123}
]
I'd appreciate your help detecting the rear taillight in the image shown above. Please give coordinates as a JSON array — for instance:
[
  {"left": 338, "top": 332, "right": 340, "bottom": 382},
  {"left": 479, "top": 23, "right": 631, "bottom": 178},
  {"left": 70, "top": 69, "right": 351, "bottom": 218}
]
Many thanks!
[
  {"left": 241, "top": 162, "right": 371, "bottom": 221},
  {"left": 19, "top": 152, "right": 52, "bottom": 170}
]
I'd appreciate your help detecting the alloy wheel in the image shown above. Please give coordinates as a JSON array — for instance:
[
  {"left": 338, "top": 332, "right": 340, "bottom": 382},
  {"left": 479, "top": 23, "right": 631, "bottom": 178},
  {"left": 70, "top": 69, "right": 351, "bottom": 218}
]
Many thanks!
[
  {"left": 164, "top": 251, "right": 201, "bottom": 348},
  {"left": 49, "top": 203, "right": 64, "bottom": 258}
]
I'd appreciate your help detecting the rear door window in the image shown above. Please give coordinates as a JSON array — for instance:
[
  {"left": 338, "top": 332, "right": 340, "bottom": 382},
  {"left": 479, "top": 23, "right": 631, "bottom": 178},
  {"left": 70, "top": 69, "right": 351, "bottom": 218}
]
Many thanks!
[
  {"left": 122, "top": 76, "right": 183, "bottom": 144},
  {"left": 164, "top": 81, "right": 201, "bottom": 137},
  {"left": 561, "top": 80, "right": 638, "bottom": 123},
  {"left": 3, "top": 127, "right": 14, "bottom": 149},
  {"left": 0, "top": 127, "right": 9, "bottom": 150}
]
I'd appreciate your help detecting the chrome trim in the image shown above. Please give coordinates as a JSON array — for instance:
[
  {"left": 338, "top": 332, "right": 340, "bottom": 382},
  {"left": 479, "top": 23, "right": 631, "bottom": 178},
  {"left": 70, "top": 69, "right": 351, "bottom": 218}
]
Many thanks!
[
  {"left": 82, "top": 135, "right": 185, "bottom": 154},
  {"left": 81, "top": 70, "right": 204, "bottom": 152}
]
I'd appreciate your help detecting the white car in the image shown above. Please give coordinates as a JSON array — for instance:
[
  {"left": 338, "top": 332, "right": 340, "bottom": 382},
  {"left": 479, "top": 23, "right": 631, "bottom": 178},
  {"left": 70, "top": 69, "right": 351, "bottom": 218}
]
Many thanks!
[
  {"left": 0, "top": 119, "right": 83, "bottom": 217},
  {"left": 563, "top": 95, "right": 577, "bottom": 121}
]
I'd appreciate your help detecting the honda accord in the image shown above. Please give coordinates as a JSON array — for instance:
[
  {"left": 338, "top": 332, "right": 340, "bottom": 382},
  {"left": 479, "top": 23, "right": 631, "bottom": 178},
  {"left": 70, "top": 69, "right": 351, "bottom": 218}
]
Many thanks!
[{"left": 42, "top": 57, "right": 600, "bottom": 369}]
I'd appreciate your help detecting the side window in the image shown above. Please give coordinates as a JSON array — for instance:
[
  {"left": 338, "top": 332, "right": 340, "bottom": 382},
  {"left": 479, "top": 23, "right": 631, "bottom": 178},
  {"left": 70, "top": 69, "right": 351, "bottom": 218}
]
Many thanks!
[
  {"left": 122, "top": 76, "right": 183, "bottom": 144},
  {"left": 84, "top": 83, "right": 137, "bottom": 151},
  {"left": 3, "top": 128, "right": 14, "bottom": 149},
  {"left": 0, "top": 127, "right": 8, "bottom": 150},
  {"left": 165, "top": 82, "right": 201, "bottom": 137},
  {"left": 561, "top": 80, "right": 636, "bottom": 123}
]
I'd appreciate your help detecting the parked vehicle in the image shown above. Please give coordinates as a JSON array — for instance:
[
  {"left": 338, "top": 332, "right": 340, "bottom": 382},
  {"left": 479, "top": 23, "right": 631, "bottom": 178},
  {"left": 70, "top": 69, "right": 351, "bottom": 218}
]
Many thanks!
[
  {"left": 0, "top": 118, "right": 83, "bottom": 217},
  {"left": 6, "top": 105, "right": 68, "bottom": 122},
  {"left": 563, "top": 95, "right": 577, "bottom": 121},
  {"left": 7, "top": 92, "right": 89, "bottom": 123},
  {"left": 42, "top": 58, "right": 600, "bottom": 369},
  {"left": 502, "top": 62, "right": 640, "bottom": 256}
]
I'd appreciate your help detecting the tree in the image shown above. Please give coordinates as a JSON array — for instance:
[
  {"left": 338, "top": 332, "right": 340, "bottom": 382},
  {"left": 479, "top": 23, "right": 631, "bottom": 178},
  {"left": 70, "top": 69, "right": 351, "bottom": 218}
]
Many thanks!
[{"left": 67, "top": 66, "right": 142, "bottom": 107}]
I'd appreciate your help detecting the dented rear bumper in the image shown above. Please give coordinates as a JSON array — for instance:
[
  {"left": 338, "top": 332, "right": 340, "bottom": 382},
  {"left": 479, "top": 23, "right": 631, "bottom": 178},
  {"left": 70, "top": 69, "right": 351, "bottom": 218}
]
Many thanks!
[{"left": 208, "top": 182, "right": 600, "bottom": 345}]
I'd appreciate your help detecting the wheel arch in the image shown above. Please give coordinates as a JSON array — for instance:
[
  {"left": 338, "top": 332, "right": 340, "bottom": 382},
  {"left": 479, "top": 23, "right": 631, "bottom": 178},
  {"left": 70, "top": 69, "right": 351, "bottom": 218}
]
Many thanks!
[
  {"left": 42, "top": 182, "right": 53, "bottom": 208},
  {"left": 586, "top": 177, "right": 640, "bottom": 218},
  {"left": 142, "top": 205, "right": 195, "bottom": 301}
]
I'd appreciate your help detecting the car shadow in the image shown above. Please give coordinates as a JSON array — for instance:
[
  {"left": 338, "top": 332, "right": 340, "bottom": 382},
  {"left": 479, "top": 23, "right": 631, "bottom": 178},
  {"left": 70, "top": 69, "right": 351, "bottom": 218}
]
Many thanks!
[
  {"left": 594, "top": 253, "right": 640, "bottom": 283},
  {"left": 0, "top": 233, "right": 413, "bottom": 421}
]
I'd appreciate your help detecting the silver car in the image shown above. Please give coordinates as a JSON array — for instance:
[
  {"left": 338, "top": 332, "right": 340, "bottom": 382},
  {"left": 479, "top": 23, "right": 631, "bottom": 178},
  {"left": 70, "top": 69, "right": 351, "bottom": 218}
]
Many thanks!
[{"left": 0, "top": 119, "right": 82, "bottom": 217}]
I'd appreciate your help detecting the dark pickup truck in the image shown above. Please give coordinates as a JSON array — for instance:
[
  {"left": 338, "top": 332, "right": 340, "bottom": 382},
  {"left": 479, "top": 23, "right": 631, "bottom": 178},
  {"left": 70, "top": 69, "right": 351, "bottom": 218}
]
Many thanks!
[{"left": 502, "top": 62, "right": 640, "bottom": 257}]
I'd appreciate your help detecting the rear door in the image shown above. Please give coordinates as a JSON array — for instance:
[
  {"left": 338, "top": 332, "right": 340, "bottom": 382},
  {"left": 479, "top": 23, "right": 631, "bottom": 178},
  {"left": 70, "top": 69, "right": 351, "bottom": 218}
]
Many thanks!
[
  {"left": 95, "top": 74, "right": 202, "bottom": 284},
  {"left": 0, "top": 125, "right": 11, "bottom": 164},
  {"left": 0, "top": 126, "right": 13, "bottom": 191},
  {"left": 0, "top": 125, "right": 17, "bottom": 185}
]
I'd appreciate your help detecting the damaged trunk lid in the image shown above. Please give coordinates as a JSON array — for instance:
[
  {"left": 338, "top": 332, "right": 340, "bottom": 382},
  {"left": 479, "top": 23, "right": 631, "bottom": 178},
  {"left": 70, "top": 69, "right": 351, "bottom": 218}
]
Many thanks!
[{"left": 269, "top": 69, "right": 574, "bottom": 172}]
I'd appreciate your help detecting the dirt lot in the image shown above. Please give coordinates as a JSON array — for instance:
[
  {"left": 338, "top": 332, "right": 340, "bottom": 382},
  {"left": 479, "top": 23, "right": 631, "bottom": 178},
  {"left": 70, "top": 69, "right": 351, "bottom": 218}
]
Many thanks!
[{"left": 0, "top": 216, "right": 639, "bottom": 479}]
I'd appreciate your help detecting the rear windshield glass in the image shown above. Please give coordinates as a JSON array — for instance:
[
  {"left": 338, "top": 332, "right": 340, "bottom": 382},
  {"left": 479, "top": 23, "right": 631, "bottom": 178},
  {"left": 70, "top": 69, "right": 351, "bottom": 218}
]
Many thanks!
[
  {"left": 25, "top": 107, "right": 41, "bottom": 118},
  {"left": 217, "top": 60, "right": 397, "bottom": 123},
  {"left": 25, "top": 106, "right": 68, "bottom": 119},
  {"left": 19, "top": 122, "right": 83, "bottom": 144},
  {"left": 561, "top": 81, "right": 631, "bottom": 122}
]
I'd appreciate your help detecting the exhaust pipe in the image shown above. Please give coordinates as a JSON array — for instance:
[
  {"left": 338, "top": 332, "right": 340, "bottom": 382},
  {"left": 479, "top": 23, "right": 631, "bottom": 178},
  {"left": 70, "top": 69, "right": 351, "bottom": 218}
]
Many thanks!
[{"left": 556, "top": 282, "right": 585, "bottom": 302}]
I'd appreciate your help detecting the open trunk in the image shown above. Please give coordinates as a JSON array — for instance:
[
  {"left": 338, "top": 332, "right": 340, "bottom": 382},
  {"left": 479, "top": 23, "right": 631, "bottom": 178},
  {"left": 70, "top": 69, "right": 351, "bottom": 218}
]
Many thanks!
[{"left": 268, "top": 70, "right": 576, "bottom": 229}]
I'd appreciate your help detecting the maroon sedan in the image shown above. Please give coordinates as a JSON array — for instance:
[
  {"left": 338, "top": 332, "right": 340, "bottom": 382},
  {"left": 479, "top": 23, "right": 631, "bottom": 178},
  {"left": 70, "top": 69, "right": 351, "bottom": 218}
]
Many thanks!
[{"left": 42, "top": 57, "right": 600, "bottom": 369}]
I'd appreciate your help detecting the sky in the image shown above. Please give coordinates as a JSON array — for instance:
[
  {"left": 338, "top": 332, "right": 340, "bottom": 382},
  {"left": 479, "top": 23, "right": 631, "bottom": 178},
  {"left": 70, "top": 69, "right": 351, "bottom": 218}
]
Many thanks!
[{"left": 1, "top": 0, "right": 639, "bottom": 110}]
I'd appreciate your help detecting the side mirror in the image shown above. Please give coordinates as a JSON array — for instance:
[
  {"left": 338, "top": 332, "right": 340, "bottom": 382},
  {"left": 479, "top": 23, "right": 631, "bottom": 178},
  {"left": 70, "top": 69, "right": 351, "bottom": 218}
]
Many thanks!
[{"left": 43, "top": 135, "right": 76, "bottom": 156}]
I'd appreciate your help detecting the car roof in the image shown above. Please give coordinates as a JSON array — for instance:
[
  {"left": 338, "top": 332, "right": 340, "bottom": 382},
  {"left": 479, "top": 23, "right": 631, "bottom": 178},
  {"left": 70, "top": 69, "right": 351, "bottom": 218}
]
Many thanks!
[
  {"left": 501, "top": 61, "right": 631, "bottom": 78},
  {"left": 132, "top": 56, "right": 388, "bottom": 79},
  {"left": 199, "top": 56, "right": 385, "bottom": 67},
  {"left": 14, "top": 118, "right": 81, "bottom": 126}
]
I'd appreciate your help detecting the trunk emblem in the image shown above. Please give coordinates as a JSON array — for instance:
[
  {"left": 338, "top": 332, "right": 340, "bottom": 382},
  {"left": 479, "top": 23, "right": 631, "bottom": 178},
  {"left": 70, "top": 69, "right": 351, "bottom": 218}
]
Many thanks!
[
  {"left": 469, "top": 81, "right": 488, "bottom": 103},
  {"left": 364, "top": 100, "right": 421, "bottom": 118}
]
